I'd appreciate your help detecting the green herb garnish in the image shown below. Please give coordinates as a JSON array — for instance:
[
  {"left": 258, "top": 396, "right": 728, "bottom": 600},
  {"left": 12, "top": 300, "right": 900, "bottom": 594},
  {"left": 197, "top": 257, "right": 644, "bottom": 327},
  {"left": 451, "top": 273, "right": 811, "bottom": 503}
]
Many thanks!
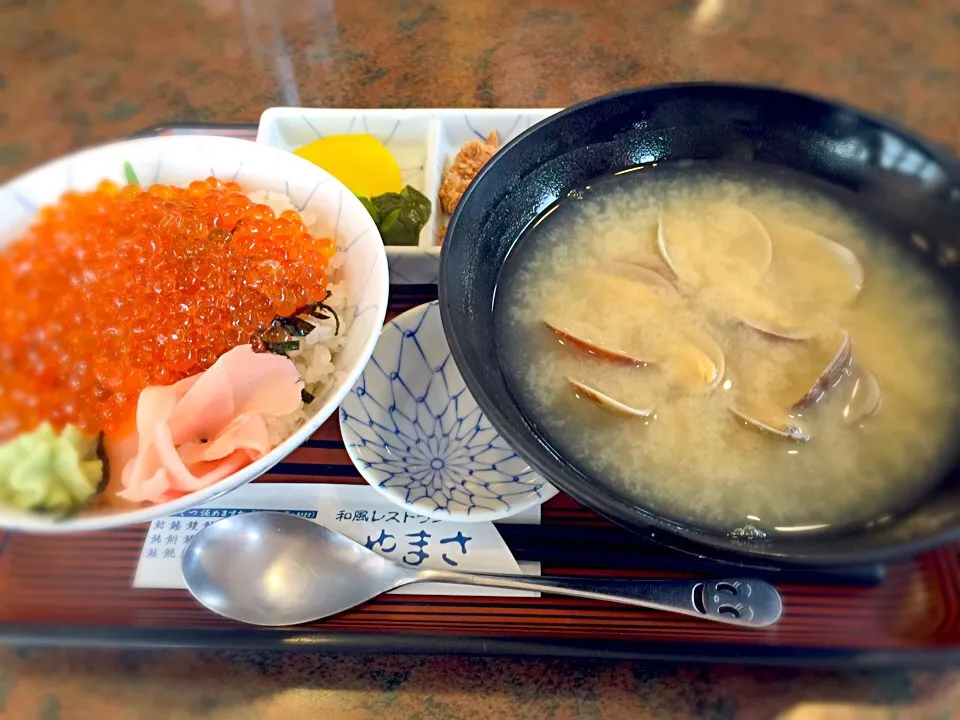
[
  {"left": 359, "top": 185, "right": 431, "bottom": 247},
  {"left": 309, "top": 301, "right": 340, "bottom": 336},
  {"left": 123, "top": 161, "right": 139, "bottom": 186},
  {"left": 266, "top": 340, "right": 302, "bottom": 355},
  {"left": 275, "top": 316, "right": 315, "bottom": 337}
]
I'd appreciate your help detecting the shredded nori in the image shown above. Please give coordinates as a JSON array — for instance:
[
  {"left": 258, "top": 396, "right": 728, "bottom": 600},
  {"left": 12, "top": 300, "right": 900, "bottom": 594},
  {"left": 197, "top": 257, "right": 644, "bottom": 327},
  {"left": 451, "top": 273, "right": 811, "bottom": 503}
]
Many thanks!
[
  {"left": 310, "top": 301, "right": 340, "bottom": 336},
  {"left": 276, "top": 316, "right": 315, "bottom": 337},
  {"left": 266, "top": 340, "right": 301, "bottom": 355},
  {"left": 94, "top": 432, "right": 110, "bottom": 496},
  {"left": 256, "top": 291, "right": 339, "bottom": 356}
]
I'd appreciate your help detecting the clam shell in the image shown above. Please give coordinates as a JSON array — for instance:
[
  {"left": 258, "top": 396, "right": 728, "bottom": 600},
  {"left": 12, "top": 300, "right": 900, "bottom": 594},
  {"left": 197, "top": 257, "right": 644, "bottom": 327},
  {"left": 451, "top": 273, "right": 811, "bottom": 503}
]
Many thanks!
[
  {"left": 544, "top": 318, "right": 654, "bottom": 366},
  {"left": 607, "top": 260, "right": 680, "bottom": 297},
  {"left": 734, "top": 226, "right": 864, "bottom": 339},
  {"left": 767, "top": 224, "right": 865, "bottom": 307},
  {"left": 670, "top": 327, "right": 726, "bottom": 390},
  {"left": 567, "top": 378, "right": 655, "bottom": 418},
  {"left": 618, "top": 254, "right": 675, "bottom": 278},
  {"left": 657, "top": 203, "right": 773, "bottom": 288},
  {"left": 841, "top": 363, "right": 882, "bottom": 425},
  {"left": 741, "top": 319, "right": 816, "bottom": 341},
  {"left": 702, "top": 283, "right": 816, "bottom": 340},
  {"left": 791, "top": 330, "right": 852, "bottom": 408},
  {"left": 730, "top": 407, "right": 811, "bottom": 442},
  {"left": 734, "top": 288, "right": 818, "bottom": 340}
]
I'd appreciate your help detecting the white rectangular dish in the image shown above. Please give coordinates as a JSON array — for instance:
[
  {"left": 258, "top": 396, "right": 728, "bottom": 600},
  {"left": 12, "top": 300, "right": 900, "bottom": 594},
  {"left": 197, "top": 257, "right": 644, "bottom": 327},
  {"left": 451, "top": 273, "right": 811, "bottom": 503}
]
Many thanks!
[{"left": 257, "top": 108, "right": 561, "bottom": 284}]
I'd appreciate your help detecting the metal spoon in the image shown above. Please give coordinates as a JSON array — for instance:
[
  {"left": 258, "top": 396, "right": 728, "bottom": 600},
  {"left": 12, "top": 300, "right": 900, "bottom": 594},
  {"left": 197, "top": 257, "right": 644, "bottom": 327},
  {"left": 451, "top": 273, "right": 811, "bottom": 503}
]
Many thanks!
[{"left": 181, "top": 511, "right": 782, "bottom": 628}]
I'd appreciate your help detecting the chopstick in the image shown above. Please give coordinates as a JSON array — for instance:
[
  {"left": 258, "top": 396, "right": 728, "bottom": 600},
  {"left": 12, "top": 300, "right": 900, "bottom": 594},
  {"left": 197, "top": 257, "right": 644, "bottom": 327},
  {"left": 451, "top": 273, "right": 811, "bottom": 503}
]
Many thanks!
[{"left": 497, "top": 524, "right": 887, "bottom": 587}]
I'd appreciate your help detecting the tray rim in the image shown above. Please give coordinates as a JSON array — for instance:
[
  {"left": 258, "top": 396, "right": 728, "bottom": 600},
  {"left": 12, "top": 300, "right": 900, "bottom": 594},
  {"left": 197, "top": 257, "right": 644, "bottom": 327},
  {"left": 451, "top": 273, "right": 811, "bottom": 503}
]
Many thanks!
[{"left": 3, "top": 623, "right": 960, "bottom": 669}]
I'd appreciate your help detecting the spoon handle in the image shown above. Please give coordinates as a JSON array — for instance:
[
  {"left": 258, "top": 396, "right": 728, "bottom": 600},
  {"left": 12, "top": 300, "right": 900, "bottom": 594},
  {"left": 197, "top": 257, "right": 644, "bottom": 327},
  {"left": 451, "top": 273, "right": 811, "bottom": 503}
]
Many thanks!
[{"left": 415, "top": 571, "right": 781, "bottom": 628}]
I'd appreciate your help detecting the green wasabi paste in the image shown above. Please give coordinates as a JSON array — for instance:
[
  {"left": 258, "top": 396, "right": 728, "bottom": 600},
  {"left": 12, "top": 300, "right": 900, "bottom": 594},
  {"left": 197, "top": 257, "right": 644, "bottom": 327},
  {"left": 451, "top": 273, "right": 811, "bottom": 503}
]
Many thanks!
[{"left": 0, "top": 424, "right": 104, "bottom": 514}]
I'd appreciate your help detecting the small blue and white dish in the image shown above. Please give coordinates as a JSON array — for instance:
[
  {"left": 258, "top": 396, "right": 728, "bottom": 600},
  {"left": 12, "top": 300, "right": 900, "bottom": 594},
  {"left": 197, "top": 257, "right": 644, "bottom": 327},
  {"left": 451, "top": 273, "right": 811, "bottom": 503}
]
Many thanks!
[{"left": 340, "top": 301, "right": 556, "bottom": 521}]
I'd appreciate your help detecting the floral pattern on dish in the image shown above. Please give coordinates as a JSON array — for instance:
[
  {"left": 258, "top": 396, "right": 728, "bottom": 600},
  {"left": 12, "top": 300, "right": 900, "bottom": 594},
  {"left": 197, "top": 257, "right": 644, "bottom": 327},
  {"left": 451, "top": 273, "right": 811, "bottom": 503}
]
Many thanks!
[{"left": 339, "top": 301, "right": 555, "bottom": 521}]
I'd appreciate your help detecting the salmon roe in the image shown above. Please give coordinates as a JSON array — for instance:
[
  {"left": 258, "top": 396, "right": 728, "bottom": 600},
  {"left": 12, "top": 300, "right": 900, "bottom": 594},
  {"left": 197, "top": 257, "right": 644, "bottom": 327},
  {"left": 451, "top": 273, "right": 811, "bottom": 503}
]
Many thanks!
[{"left": 0, "top": 177, "right": 335, "bottom": 438}]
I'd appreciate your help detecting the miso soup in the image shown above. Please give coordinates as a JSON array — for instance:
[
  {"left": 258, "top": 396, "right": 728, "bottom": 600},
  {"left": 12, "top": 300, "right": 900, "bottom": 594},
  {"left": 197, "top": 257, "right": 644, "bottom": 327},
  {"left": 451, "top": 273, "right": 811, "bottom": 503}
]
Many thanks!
[{"left": 494, "top": 163, "right": 960, "bottom": 537}]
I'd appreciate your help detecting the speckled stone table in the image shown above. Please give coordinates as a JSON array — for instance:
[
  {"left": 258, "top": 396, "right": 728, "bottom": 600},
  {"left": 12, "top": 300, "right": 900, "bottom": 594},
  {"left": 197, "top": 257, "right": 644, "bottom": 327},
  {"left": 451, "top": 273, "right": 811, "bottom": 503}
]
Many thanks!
[
  {"left": 1, "top": 0, "right": 958, "bottom": 184},
  {"left": 2, "top": 0, "right": 960, "bottom": 717},
  {"left": 0, "top": 648, "right": 959, "bottom": 719}
]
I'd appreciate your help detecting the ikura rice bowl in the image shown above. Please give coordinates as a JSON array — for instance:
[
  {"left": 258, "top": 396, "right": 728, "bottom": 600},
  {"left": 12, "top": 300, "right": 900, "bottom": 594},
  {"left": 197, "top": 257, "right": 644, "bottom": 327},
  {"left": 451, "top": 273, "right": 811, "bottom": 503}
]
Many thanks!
[{"left": 0, "top": 177, "right": 353, "bottom": 517}]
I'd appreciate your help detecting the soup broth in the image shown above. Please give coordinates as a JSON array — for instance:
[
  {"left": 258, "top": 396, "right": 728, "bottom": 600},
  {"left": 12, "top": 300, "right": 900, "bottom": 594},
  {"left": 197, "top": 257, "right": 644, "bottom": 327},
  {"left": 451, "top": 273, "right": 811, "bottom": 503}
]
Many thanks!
[{"left": 494, "top": 162, "right": 960, "bottom": 537}]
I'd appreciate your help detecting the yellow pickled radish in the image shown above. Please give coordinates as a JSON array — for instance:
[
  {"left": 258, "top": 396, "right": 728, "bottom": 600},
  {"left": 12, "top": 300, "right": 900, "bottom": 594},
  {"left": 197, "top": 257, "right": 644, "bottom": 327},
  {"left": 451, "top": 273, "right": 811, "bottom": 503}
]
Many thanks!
[{"left": 293, "top": 134, "right": 403, "bottom": 198}]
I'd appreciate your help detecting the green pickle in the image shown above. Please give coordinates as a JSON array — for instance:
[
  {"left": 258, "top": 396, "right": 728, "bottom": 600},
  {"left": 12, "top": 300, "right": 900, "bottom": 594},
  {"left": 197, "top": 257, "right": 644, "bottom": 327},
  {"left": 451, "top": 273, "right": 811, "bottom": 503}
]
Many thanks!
[
  {"left": 359, "top": 185, "right": 432, "bottom": 247},
  {"left": 0, "top": 423, "right": 104, "bottom": 514}
]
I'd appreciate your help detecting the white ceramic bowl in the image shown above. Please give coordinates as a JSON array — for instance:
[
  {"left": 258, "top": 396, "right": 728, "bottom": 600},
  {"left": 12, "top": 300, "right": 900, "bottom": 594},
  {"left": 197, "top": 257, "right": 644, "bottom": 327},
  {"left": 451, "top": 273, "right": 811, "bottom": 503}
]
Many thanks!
[
  {"left": 0, "top": 135, "right": 389, "bottom": 532},
  {"left": 340, "top": 301, "right": 556, "bottom": 521}
]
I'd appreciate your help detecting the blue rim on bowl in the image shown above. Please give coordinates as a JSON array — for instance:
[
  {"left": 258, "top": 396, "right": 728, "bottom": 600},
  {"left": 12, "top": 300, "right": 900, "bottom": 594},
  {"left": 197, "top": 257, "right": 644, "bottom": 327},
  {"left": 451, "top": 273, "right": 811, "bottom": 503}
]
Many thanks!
[{"left": 339, "top": 301, "right": 556, "bottom": 521}]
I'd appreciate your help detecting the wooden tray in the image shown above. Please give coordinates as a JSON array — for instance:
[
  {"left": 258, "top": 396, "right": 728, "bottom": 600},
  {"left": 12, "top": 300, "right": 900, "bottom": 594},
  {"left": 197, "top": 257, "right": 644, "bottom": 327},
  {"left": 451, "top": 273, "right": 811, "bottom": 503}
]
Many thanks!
[{"left": 1, "top": 125, "right": 958, "bottom": 666}]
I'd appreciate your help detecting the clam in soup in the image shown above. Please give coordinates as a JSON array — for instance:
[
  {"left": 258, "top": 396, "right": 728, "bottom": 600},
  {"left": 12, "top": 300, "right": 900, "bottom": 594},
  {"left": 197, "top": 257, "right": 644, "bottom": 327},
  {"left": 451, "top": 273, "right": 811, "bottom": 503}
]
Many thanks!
[{"left": 494, "top": 163, "right": 960, "bottom": 537}]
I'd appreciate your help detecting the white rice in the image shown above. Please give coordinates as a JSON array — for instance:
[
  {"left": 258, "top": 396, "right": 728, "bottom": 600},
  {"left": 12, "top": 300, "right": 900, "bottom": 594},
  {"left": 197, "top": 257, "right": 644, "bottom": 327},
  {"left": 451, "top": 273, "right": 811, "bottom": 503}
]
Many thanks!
[{"left": 247, "top": 190, "right": 352, "bottom": 444}]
